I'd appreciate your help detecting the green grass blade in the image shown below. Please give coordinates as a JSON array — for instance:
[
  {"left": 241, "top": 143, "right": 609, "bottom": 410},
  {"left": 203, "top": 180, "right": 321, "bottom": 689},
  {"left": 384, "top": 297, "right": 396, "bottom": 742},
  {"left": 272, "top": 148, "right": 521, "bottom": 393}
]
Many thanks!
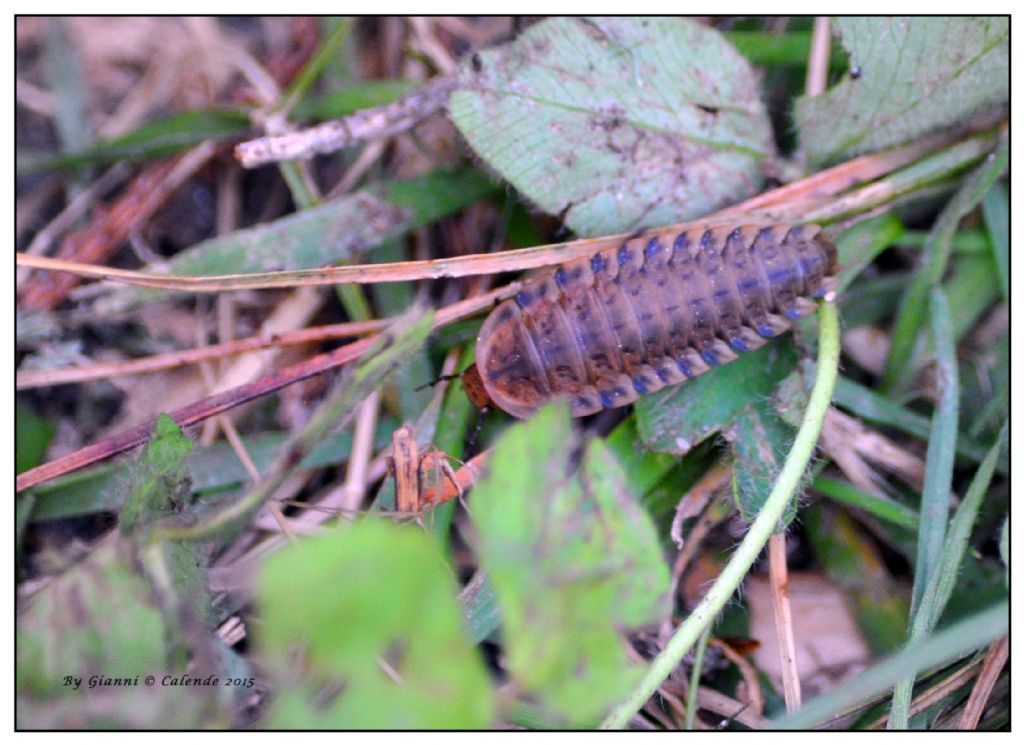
[
  {"left": 19, "top": 109, "right": 251, "bottom": 173},
  {"left": 881, "top": 136, "right": 1007, "bottom": 393},
  {"left": 775, "top": 600, "right": 1007, "bottom": 729},
  {"left": 278, "top": 18, "right": 354, "bottom": 114},
  {"left": 890, "top": 422, "right": 1006, "bottom": 727},
  {"left": 909, "top": 288, "right": 959, "bottom": 616},
  {"left": 813, "top": 476, "right": 919, "bottom": 530},
  {"left": 980, "top": 182, "right": 1009, "bottom": 302}
]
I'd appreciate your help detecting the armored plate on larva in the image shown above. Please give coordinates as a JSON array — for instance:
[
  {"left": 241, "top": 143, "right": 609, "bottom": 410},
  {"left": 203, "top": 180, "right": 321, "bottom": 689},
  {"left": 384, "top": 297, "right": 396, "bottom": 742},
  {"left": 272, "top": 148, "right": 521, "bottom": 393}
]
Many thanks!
[{"left": 474, "top": 223, "right": 838, "bottom": 419}]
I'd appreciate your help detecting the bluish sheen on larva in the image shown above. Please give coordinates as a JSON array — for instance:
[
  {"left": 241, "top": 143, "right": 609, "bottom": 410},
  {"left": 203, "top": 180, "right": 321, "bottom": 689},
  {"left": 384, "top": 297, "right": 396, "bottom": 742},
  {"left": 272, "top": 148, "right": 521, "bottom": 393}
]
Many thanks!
[{"left": 475, "top": 223, "right": 838, "bottom": 419}]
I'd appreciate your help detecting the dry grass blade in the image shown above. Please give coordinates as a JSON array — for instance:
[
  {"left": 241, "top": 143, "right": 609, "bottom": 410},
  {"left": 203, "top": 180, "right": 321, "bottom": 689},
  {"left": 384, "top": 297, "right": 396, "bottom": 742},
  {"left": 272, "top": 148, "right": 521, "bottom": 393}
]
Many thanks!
[
  {"left": 768, "top": 533, "right": 802, "bottom": 712},
  {"left": 958, "top": 636, "right": 1008, "bottom": 729},
  {"left": 15, "top": 125, "right": 1000, "bottom": 296},
  {"left": 15, "top": 282, "right": 520, "bottom": 493}
]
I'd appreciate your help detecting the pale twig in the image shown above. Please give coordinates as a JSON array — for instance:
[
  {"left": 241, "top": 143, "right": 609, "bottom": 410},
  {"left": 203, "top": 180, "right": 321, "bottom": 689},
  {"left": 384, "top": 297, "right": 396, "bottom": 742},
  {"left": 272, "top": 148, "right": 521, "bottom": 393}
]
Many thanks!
[
  {"left": 235, "top": 76, "right": 457, "bottom": 167},
  {"left": 768, "top": 533, "right": 802, "bottom": 712},
  {"left": 16, "top": 77, "right": 56, "bottom": 116},
  {"left": 805, "top": 17, "right": 831, "bottom": 98},
  {"left": 337, "top": 390, "right": 383, "bottom": 518},
  {"left": 326, "top": 138, "right": 389, "bottom": 199},
  {"left": 408, "top": 17, "right": 458, "bottom": 74}
]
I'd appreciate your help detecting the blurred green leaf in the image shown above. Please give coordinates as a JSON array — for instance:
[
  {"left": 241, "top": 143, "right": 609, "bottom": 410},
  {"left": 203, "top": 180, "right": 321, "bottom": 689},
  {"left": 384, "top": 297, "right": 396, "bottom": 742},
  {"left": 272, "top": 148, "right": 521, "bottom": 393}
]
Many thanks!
[
  {"left": 20, "top": 109, "right": 251, "bottom": 173},
  {"left": 279, "top": 19, "right": 354, "bottom": 114},
  {"left": 832, "top": 376, "right": 1006, "bottom": 475},
  {"left": 450, "top": 17, "right": 773, "bottom": 236},
  {"left": 257, "top": 520, "right": 493, "bottom": 728},
  {"left": 943, "top": 253, "right": 1000, "bottom": 343},
  {"left": 470, "top": 404, "right": 670, "bottom": 726},
  {"left": 963, "top": 331, "right": 1007, "bottom": 440},
  {"left": 725, "top": 29, "right": 845, "bottom": 68},
  {"left": 27, "top": 421, "right": 398, "bottom": 522},
  {"left": 998, "top": 517, "right": 1007, "bottom": 574},
  {"left": 802, "top": 503, "right": 910, "bottom": 654},
  {"left": 16, "top": 401, "right": 54, "bottom": 475},
  {"left": 44, "top": 18, "right": 90, "bottom": 155},
  {"left": 796, "top": 17, "right": 1008, "bottom": 166},
  {"left": 459, "top": 572, "right": 502, "bottom": 645},
  {"left": 119, "top": 414, "right": 193, "bottom": 535},
  {"left": 16, "top": 539, "right": 211, "bottom": 728}
]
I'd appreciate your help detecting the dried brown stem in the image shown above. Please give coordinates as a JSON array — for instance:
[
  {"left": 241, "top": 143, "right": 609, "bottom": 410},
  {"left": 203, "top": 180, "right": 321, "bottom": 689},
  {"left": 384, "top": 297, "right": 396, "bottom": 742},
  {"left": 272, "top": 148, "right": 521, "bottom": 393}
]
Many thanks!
[
  {"left": 958, "top": 636, "right": 1008, "bottom": 729},
  {"left": 768, "top": 532, "right": 802, "bottom": 712},
  {"left": 16, "top": 281, "right": 520, "bottom": 493},
  {"left": 19, "top": 142, "right": 219, "bottom": 310},
  {"left": 22, "top": 126, "right": 997, "bottom": 297},
  {"left": 16, "top": 318, "right": 388, "bottom": 390}
]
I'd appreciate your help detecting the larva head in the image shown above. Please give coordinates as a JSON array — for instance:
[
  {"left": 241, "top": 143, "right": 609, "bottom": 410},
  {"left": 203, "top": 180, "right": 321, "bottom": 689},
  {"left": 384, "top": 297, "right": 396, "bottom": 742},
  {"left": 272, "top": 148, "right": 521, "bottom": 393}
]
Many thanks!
[{"left": 473, "top": 300, "right": 550, "bottom": 419}]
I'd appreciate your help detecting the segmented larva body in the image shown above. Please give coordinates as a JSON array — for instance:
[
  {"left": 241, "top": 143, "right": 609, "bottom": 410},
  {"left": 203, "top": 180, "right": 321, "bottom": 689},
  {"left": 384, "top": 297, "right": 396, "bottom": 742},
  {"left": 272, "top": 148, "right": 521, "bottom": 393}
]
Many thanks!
[{"left": 474, "top": 223, "right": 838, "bottom": 419}]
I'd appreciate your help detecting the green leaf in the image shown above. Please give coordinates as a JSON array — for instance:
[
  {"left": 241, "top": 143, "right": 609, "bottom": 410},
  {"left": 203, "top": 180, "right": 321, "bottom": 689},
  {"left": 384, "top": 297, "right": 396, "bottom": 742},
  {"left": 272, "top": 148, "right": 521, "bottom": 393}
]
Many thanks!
[
  {"left": 943, "top": 252, "right": 1000, "bottom": 343},
  {"left": 470, "top": 404, "right": 670, "bottom": 726},
  {"left": 725, "top": 29, "right": 846, "bottom": 68},
  {"left": 635, "top": 340, "right": 797, "bottom": 455},
  {"left": 892, "top": 422, "right": 1004, "bottom": 727},
  {"left": 731, "top": 402, "right": 797, "bottom": 524},
  {"left": 917, "top": 424, "right": 1006, "bottom": 633},
  {"left": 450, "top": 17, "right": 773, "bottom": 236},
  {"left": 257, "top": 520, "right": 493, "bottom": 728},
  {"left": 44, "top": 18, "right": 90, "bottom": 155},
  {"left": 119, "top": 414, "right": 193, "bottom": 534},
  {"left": 95, "top": 167, "right": 498, "bottom": 315},
  {"left": 796, "top": 17, "right": 1008, "bottom": 166},
  {"left": 19, "top": 109, "right": 252, "bottom": 173},
  {"left": 998, "top": 517, "right": 1008, "bottom": 575},
  {"left": 16, "top": 401, "right": 54, "bottom": 475}
]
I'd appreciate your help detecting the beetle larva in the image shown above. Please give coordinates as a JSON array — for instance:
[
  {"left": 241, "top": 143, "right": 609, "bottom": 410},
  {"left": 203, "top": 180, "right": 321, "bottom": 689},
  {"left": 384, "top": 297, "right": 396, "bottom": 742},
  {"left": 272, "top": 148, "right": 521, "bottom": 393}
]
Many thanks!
[{"left": 470, "top": 223, "right": 838, "bottom": 419}]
